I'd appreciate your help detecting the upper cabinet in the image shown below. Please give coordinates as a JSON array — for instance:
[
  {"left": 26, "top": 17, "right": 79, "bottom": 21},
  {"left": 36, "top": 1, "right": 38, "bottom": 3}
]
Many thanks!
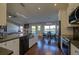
[{"left": 0, "top": 3, "right": 6, "bottom": 26}]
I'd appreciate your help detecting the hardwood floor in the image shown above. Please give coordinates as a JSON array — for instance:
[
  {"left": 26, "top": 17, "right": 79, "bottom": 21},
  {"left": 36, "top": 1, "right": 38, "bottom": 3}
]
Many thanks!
[{"left": 25, "top": 38, "right": 63, "bottom": 55}]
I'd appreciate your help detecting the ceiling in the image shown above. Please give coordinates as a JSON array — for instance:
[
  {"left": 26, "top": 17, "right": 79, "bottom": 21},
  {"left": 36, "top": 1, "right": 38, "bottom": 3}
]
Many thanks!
[{"left": 7, "top": 3, "right": 68, "bottom": 25}]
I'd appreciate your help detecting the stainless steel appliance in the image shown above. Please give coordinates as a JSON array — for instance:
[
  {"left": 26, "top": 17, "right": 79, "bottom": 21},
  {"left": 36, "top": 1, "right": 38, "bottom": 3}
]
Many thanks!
[
  {"left": 61, "top": 37, "right": 70, "bottom": 55},
  {"left": 69, "top": 6, "right": 79, "bottom": 24}
]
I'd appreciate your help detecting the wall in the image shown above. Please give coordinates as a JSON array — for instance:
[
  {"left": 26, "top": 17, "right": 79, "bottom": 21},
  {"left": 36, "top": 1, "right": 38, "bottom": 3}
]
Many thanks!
[
  {"left": 0, "top": 3, "right": 6, "bottom": 25},
  {"left": 7, "top": 22, "right": 19, "bottom": 33},
  {"left": 59, "top": 5, "right": 71, "bottom": 36},
  {"left": 59, "top": 9, "right": 73, "bottom": 36}
]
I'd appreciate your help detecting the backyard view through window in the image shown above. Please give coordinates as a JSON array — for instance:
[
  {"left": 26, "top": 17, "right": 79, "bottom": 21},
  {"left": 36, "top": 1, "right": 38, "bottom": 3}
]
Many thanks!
[{"left": 44, "top": 25, "right": 56, "bottom": 34}]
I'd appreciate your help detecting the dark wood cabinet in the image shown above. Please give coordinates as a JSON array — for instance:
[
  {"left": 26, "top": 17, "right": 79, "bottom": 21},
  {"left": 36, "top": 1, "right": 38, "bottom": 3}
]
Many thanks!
[
  {"left": 73, "top": 27, "right": 79, "bottom": 40},
  {"left": 19, "top": 36, "right": 29, "bottom": 55}
]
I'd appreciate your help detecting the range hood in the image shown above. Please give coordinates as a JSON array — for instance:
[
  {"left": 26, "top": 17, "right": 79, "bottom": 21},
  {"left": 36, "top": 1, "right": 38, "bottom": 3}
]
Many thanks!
[{"left": 69, "top": 6, "right": 79, "bottom": 24}]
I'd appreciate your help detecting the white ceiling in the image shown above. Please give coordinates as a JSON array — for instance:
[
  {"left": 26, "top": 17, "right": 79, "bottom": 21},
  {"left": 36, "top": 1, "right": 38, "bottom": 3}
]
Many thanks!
[{"left": 7, "top": 3, "right": 68, "bottom": 25}]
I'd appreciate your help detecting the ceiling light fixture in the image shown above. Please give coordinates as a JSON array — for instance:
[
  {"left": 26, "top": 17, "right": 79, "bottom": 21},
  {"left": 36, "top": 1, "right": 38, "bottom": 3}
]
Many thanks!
[
  {"left": 38, "top": 7, "right": 40, "bottom": 10},
  {"left": 54, "top": 4, "right": 57, "bottom": 6}
]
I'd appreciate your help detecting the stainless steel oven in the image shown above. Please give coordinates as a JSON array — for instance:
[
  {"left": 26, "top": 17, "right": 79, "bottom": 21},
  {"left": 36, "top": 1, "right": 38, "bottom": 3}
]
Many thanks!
[{"left": 61, "top": 37, "right": 70, "bottom": 55}]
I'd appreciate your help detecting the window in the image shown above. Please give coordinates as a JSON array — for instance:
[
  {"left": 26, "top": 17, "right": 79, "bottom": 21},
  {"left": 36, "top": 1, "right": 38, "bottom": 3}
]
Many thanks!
[
  {"left": 37, "top": 25, "right": 41, "bottom": 31},
  {"left": 50, "top": 25, "right": 56, "bottom": 34},
  {"left": 32, "top": 26, "right": 36, "bottom": 31},
  {"left": 20, "top": 26, "right": 23, "bottom": 32},
  {"left": 44, "top": 26, "right": 49, "bottom": 31},
  {"left": 44, "top": 25, "right": 56, "bottom": 34},
  {"left": 31, "top": 26, "right": 36, "bottom": 34},
  {"left": 44, "top": 26, "right": 50, "bottom": 33},
  {"left": 50, "top": 25, "right": 55, "bottom": 31}
]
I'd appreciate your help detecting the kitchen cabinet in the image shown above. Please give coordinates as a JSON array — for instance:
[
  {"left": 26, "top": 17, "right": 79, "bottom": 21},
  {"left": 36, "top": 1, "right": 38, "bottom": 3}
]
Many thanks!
[
  {"left": 0, "top": 47, "right": 13, "bottom": 55},
  {"left": 71, "top": 43, "right": 79, "bottom": 55},
  {"left": 29, "top": 37, "right": 37, "bottom": 48},
  {"left": 0, "top": 4, "right": 6, "bottom": 25},
  {"left": 0, "top": 39, "right": 19, "bottom": 55},
  {"left": 20, "top": 36, "right": 29, "bottom": 55}
]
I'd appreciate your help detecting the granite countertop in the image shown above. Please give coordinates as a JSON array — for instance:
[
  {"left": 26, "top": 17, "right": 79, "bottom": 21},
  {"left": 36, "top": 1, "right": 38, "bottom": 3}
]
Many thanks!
[
  {"left": 0, "top": 47, "right": 13, "bottom": 55},
  {"left": 71, "top": 40, "right": 79, "bottom": 48},
  {"left": 62, "top": 35, "right": 79, "bottom": 49},
  {"left": 0, "top": 33, "right": 27, "bottom": 43}
]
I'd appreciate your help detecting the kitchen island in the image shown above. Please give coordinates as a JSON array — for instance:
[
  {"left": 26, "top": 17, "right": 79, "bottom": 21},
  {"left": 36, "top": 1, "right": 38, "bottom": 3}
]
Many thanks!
[
  {"left": 0, "top": 47, "right": 13, "bottom": 55},
  {"left": 0, "top": 33, "right": 29, "bottom": 55}
]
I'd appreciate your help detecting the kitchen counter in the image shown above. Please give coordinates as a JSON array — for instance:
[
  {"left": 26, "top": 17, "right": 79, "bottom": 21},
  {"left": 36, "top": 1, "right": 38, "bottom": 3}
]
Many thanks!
[
  {"left": 0, "top": 33, "right": 27, "bottom": 43},
  {"left": 0, "top": 47, "right": 13, "bottom": 55},
  {"left": 62, "top": 35, "right": 79, "bottom": 49},
  {"left": 71, "top": 40, "right": 79, "bottom": 49}
]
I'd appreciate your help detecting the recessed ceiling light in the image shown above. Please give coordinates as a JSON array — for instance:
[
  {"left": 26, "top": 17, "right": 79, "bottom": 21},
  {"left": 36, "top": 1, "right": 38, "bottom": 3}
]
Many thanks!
[
  {"left": 8, "top": 16, "right": 12, "bottom": 18},
  {"left": 38, "top": 7, "right": 40, "bottom": 10},
  {"left": 54, "top": 4, "right": 57, "bottom": 6}
]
